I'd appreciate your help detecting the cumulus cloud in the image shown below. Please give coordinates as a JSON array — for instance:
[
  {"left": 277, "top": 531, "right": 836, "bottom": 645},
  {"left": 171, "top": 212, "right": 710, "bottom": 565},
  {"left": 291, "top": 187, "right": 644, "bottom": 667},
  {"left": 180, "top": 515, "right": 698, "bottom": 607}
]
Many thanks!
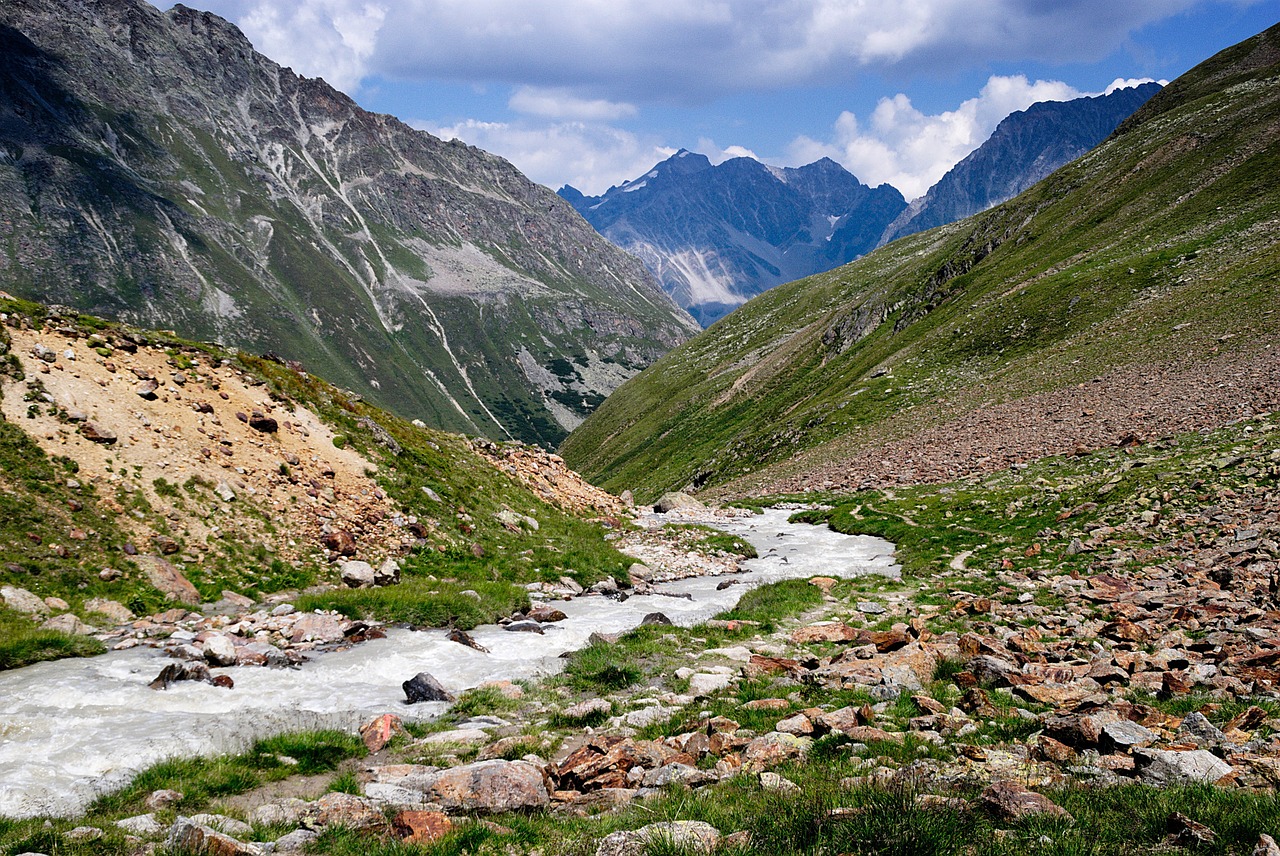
[
  {"left": 418, "top": 118, "right": 675, "bottom": 196},
  {"left": 188, "top": 0, "right": 1205, "bottom": 103},
  {"left": 231, "top": 0, "right": 388, "bottom": 92},
  {"left": 695, "top": 139, "right": 763, "bottom": 165},
  {"left": 787, "top": 74, "right": 1096, "bottom": 199}
]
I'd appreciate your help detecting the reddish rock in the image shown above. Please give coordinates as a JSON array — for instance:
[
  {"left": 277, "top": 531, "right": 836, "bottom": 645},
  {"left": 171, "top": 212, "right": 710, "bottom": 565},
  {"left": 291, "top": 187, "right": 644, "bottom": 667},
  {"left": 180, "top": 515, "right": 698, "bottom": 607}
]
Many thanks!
[
  {"left": 790, "top": 622, "right": 860, "bottom": 644},
  {"left": 392, "top": 810, "right": 453, "bottom": 844},
  {"left": 166, "top": 817, "right": 261, "bottom": 856},
  {"left": 321, "top": 530, "right": 357, "bottom": 556},
  {"left": 360, "top": 713, "right": 405, "bottom": 753}
]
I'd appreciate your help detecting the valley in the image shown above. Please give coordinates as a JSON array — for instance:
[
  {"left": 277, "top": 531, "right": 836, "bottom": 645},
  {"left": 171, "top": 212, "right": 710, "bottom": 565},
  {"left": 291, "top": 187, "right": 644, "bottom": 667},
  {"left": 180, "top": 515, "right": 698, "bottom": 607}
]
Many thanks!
[{"left": 0, "top": 6, "right": 1277, "bottom": 856}]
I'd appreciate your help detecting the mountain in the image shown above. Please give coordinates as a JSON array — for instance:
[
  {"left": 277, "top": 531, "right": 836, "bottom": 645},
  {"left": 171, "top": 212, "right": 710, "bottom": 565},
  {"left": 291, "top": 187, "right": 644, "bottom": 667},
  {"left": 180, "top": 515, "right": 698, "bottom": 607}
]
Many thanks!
[
  {"left": 561, "top": 24, "right": 1280, "bottom": 500},
  {"left": 560, "top": 152, "right": 907, "bottom": 326},
  {"left": 0, "top": 0, "right": 697, "bottom": 448},
  {"left": 877, "top": 83, "right": 1162, "bottom": 246}
]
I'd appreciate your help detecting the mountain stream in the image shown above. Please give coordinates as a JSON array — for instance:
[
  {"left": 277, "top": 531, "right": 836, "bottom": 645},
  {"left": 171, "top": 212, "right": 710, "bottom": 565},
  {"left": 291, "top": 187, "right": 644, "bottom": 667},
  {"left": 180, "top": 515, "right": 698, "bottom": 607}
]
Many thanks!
[{"left": 0, "top": 508, "right": 897, "bottom": 817}]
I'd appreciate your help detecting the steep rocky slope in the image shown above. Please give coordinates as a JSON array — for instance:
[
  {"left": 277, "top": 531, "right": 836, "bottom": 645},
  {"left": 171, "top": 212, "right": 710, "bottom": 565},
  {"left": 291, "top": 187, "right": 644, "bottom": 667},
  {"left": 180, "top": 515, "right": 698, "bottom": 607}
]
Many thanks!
[
  {"left": 561, "top": 152, "right": 906, "bottom": 326},
  {"left": 877, "top": 83, "right": 1161, "bottom": 246},
  {"left": 0, "top": 0, "right": 697, "bottom": 447},
  {"left": 561, "top": 24, "right": 1280, "bottom": 501}
]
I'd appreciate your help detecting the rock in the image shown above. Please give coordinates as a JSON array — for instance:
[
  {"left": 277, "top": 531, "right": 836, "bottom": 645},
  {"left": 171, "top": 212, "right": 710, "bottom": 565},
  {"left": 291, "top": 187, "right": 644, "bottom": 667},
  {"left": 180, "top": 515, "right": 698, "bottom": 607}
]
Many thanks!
[
  {"left": 1176, "top": 712, "right": 1227, "bottom": 748},
  {"left": 526, "top": 604, "right": 568, "bottom": 623},
  {"left": 743, "top": 732, "right": 812, "bottom": 771},
  {"left": 0, "top": 585, "right": 48, "bottom": 616},
  {"left": 687, "top": 672, "right": 735, "bottom": 696},
  {"left": 857, "top": 601, "right": 886, "bottom": 614},
  {"left": 64, "top": 826, "right": 103, "bottom": 842},
  {"left": 236, "top": 641, "right": 288, "bottom": 667},
  {"left": 340, "top": 560, "right": 377, "bottom": 588},
  {"left": 360, "top": 713, "right": 406, "bottom": 753},
  {"left": 775, "top": 714, "right": 814, "bottom": 735},
  {"left": 504, "top": 620, "right": 544, "bottom": 633},
  {"left": 79, "top": 421, "right": 117, "bottom": 443},
  {"left": 980, "top": 781, "right": 1073, "bottom": 823},
  {"left": 563, "top": 698, "right": 613, "bottom": 720},
  {"left": 289, "top": 613, "right": 347, "bottom": 643},
  {"left": 306, "top": 792, "right": 388, "bottom": 832},
  {"left": 375, "top": 559, "right": 401, "bottom": 586},
  {"left": 759, "top": 772, "right": 800, "bottom": 793},
  {"left": 403, "top": 671, "right": 455, "bottom": 703},
  {"left": 134, "top": 555, "right": 202, "bottom": 604},
  {"left": 392, "top": 810, "right": 454, "bottom": 844},
  {"left": 742, "top": 698, "right": 791, "bottom": 712},
  {"left": 271, "top": 830, "right": 318, "bottom": 852},
  {"left": 640, "top": 612, "right": 672, "bottom": 626},
  {"left": 80, "top": 598, "right": 132, "bottom": 624},
  {"left": 596, "top": 821, "right": 719, "bottom": 856},
  {"left": 1167, "top": 812, "right": 1216, "bottom": 847},
  {"left": 115, "top": 813, "right": 166, "bottom": 836},
  {"left": 322, "top": 530, "right": 357, "bottom": 556},
  {"left": 1100, "top": 720, "right": 1156, "bottom": 752},
  {"left": 1134, "top": 749, "right": 1233, "bottom": 785},
  {"left": 790, "top": 622, "right": 860, "bottom": 644},
  {"left": 414, "top": 760, "right": 550, "bottom": 814},
  {"left": 446, "top": 628, "right": 489, "bottom": 653},
  {"left": 149, "top": 661, "right": 214, "bottom": 690},
  {"left": 135, "top": 380, "right": 158, "bottom": 400},
  {"left": 419, "top": 728, "right": 491, "bottom": 746},
  {"left": 188, "top": 814, "right": 254, "bottom": 839},
  {"left": 248, "top": 411, "right": 278, "bottom": 432},
  {"left": 1254, "top": 834, "right": 1280, "bottom": 856},
  {"left": 653, "top": 492, "right": 704, "bottom": 513},
  {"left": 144, "top": 789, "right": 184, "bottom": 811},
  {"left": 202, "top": 633, "right": 238, "bottom": 667},
  {"left": 40, "top": 613, "right": 95, "bottom": 635},
  {"left": 249, "top": 799, "right": 309, "bottom": 828},
  {"left": 215, "top": 481, "right": 236, "bottom": 502}
]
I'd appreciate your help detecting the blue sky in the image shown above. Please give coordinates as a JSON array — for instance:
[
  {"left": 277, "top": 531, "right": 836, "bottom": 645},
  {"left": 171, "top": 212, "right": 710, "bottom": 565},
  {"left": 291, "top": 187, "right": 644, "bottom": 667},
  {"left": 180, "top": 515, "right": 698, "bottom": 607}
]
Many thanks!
[{"left": 160, "top": 1, "right": 1275, "bottom": 198}]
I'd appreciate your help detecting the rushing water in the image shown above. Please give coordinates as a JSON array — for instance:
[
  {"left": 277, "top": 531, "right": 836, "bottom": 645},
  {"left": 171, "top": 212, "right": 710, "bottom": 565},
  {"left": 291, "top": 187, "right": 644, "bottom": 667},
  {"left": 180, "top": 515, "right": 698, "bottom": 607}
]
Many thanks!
[{"left": 0, "top": 508, "right": 896, "bottom": 818}]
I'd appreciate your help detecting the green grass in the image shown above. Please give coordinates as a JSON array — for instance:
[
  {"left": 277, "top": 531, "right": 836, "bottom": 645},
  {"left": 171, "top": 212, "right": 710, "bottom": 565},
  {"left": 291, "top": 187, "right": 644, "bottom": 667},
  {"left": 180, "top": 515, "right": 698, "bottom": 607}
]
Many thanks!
[{"left": 0, "top": 609, "right": 105, "bottom": 670}]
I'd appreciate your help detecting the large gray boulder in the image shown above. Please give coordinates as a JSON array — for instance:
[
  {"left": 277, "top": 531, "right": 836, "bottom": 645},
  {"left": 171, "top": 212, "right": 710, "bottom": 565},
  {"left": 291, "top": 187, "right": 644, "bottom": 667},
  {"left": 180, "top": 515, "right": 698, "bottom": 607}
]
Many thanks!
[
  {"left": 596, "top": 821, "right": 720, "bottom": 856},
  {"left": 377, "top": 759, "right": 550, "bottom": 814},
  {"left": 653, "top": 492, "right": 704, "bottom": 513},
  {"left": 1134, "top": 748, "right": 1232, "bottom": 785}
]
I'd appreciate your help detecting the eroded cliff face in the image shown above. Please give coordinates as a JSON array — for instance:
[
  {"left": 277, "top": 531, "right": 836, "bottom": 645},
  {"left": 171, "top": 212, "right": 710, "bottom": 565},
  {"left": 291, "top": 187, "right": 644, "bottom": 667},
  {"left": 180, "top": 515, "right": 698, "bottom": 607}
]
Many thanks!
[{"left": 0, "top": 0, "right": 697, "bottom": 445}]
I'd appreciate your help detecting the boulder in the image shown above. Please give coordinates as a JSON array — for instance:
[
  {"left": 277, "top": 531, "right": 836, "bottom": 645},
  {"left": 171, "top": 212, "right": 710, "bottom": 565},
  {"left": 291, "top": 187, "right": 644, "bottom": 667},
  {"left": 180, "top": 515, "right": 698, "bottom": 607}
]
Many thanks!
[
  {"left": 360, "top": 713, "right": 406, "bottom": 753},
  {"left": 652, "top": 492, "right": 704, "bottom": 513},
  {"left": 79, "top": 421, "right": 117, "bottom": 443},
  {"left": 742, "top": 732, "right": 811, "bottom": 771},
  {"left": 166, "top": 816, "right": 262, "bottom": 855},
  {"left": 322, "top": 530, "right": 357, "bottom": 556},
  {"left": 41, "top": 614, "right": 95, "bottom": 635},
  {"left": 1, "top": 585, "right": 48, "bottom": 616},
  {"left": 188, "top": 814, "right": 253, "bottom": 839},
  {"left": 1254, "top": 834, "right": 1280, "bottom": 856},
  {"left": 596, "top": 821, "right": 719, "bottom": 856},
  {"left": 202, "top": 633, "right": 238, "bottom": 667},
  {"left": 84, "top": 598, "right": 134, "bottom": 624},
  {"left": 446, "top": 628, "right": 489, "bottom": 652},
  {"left": 980, "top": 781, "right": 1073, "bottom": 822},
  {"left": 305, "top": 792, "right": 388, "bottom": 832},
  {"left": 133, "top": 555, "right": 202, "bottom": 604},
  {"left": 149, "top": 661, "right": 214, "bottom": 690},
  {"left": 375, "top": 559, "right": 401, "bottom": 586},
  {"left": 271, "top": 829, "right": 319, "bottom": 852},
  {"left": 640, "top": 612, "right": 672, "bottom": 626},
  {"left": 403, "top": 671, "right": 455, "bottom": 703},
  {"left": 290, "top": 613, "right": 347, "bottom": 644},
  {"left": 340, "top": 560, "right": 377, "bottom": 588},
  {"left": 416, "top": 760, "right": 550, "bottom": 814},
  {"left": 1134, "top": 749, "right": 1233, "bottom": 785},
  {"left": 526, "top": 604, "right": 568, "bottom": 623},
  {"left": 144, "top": 789, "right": 184, "bottom": 811},
  {"left": 1175, "top": 712, "right": 1226, "bottom": 748}
]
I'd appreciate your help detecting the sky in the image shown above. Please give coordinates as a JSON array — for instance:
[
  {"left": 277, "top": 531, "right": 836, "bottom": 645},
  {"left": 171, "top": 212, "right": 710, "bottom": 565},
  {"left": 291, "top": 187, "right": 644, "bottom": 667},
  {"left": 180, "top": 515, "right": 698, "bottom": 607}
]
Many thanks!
[{"left": 157, "top": 1, "right": 1276, "bottom": 199}]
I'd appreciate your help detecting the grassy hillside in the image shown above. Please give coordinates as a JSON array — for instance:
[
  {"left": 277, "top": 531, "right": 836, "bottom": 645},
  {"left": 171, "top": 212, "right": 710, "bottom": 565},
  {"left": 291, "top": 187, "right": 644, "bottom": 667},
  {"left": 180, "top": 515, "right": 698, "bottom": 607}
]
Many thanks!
[
  {"left": 561, "top": 24, "right": 1280, "bottom": 500},
  {"left": 0, "top": 297, "right": 632, "bottom": 670}
]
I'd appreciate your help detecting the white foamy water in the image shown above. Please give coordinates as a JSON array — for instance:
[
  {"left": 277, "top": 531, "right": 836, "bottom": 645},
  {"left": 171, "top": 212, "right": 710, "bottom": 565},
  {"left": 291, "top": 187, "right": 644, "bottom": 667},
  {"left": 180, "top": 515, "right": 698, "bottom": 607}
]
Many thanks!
[{"left": 0, "top": 509, "right": 896, "bottom": 817}]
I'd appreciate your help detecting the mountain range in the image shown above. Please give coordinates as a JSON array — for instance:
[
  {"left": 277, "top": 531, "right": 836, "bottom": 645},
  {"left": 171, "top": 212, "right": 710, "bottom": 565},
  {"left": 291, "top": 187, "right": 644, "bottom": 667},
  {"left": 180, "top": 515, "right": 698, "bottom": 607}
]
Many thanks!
[
  {"left": 561, "top": 154, "right": 906, "bottom": 326},
  {"left": 0, "top": 0, "right": 697, "bottom": 447},
  {"left": 561, "top": 24, "right": 1280, "bottom": 500},
  {"left": 562, "top": 85, "right": 1161, "bottom": 326}
]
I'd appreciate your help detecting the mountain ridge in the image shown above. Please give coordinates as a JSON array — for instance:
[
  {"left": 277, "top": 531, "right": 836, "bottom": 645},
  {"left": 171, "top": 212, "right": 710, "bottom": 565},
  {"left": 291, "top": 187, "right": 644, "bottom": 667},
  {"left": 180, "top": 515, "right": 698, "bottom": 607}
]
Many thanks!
[
  {"left": 0, "top": 0, "right": 697, "bottom": 447},
  {"left": 561, "top": 150, "right": 906, "bottom": 326}
]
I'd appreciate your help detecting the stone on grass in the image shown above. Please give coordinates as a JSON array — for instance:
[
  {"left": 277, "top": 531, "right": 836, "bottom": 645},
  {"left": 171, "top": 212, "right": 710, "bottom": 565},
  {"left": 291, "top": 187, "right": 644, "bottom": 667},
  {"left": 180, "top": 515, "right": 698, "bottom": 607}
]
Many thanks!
[
  {"left": 115, "top": 813, "right": 166, "bottom": 836},
  {"left": 1133, "top": 749, "right": 1232, "bottom": 785},
  {"left": 360, "top": 713, "right": 406, "bottom": 753},
  {"left": 687, "top": 672, "right": 735, "bottom": 696},
  {"left": 1, "top": 586, "right": 48, "bottom": 616},
  {"left": 1254, "top": 834, "right": 1280, "bottom": 856},
  {"left": 418, "top": 759, "right": 551, "bottom": 814},
  {"left": 41, "top": 614, "right": 95, "bottom": 635},
  {"left": 272, "top": 829, "right": 319, "bottom": 852},
  {"left": 980, "top": 781, "right": 1073, "bottom": 822},
  {"left": 144, "top": 789, "right": 184, "bottom": 811},
  {"left": 1176, "top": 712, "right": 1226, "bottom": 748},
  {"left": 596, "top": 821, "right": 719, "bottom": 856},
  {"left": 392, "top": 810, "right": 454, "bottom": 844},
  {"left": 743, "top": 732, "right": 812, "bottom": 771},
  {"left": 167, "top": 816, "right": 262, "bottom": 855},
  {"left": 188, "top": 814, "right": 253, "bottom": 838},
  {"left": 340, "top": 560, "right": 377, "bottom": 589}
]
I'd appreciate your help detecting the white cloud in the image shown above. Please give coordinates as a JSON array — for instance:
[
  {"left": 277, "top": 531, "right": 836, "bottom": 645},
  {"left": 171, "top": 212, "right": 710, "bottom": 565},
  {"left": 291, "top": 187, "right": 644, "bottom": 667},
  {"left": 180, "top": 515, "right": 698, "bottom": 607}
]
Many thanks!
[
  {"left": 235, "top": 0, "right": 387, "bottom": 92},
  {"left": 1102, "top": 76, "right": 1168, "bottom": 94},
  {"left": 787, "top": 74, "right": 1089, "bottom": 200},
  {"left": 186, "top": 0, "right": 1208, "bottom": 103},
  {"left": 508, "top": 87, "right": 637, "bottom": 121},
  {"left": 696, "top": 139, "right": 762, "bottom": 165},
  {"left": 418, "top": 119, "right": 675, "bottom": 196}
]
